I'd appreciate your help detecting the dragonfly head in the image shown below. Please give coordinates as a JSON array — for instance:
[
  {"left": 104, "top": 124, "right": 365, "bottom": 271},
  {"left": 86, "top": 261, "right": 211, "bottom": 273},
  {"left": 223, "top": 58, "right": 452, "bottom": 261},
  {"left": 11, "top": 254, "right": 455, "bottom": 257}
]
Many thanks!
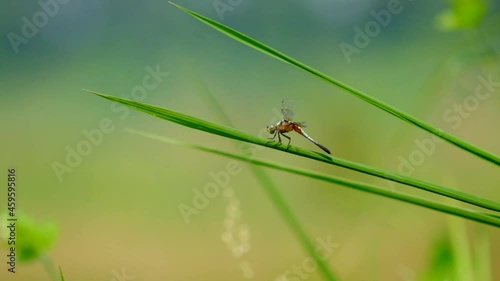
[{"left": 267, "top": 124, "right": 276, "bottom": 134}]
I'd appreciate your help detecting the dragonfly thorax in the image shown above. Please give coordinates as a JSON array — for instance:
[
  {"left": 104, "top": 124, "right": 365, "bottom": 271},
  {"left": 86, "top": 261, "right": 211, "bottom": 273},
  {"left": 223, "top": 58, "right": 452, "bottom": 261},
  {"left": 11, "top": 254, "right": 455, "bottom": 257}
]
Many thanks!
[
  {"left": 267, "top": 120, "right": 286, "bottom": 134},
  {"left": 269, "top": 120, "right": 296, "bottom": 134}
]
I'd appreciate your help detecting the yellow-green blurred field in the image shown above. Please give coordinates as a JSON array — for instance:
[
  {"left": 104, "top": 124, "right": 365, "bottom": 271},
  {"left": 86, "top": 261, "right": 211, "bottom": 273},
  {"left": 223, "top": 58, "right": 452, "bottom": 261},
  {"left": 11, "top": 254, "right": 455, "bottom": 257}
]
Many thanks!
[{"left": 1, "top": 1, "right": 499, "bottom": 280}]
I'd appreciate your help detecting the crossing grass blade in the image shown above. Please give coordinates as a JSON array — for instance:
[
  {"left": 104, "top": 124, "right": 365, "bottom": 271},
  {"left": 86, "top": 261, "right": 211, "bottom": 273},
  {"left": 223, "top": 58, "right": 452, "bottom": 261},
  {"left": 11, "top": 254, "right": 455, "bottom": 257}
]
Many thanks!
[
  {"left": 167, "top": 2, "right": 500, "bottom": 166},
  {"left": 85, "top": 89, "right": 500, "bottom": 214},
  {"left": 125, "top": 128, "right": 500, "bottom": 228},
  {"left": 192, "top": 74, "right": 338, "bottom": 281},
  {"left": 59, "top": 267, "right": 66, "bottom": 281}
]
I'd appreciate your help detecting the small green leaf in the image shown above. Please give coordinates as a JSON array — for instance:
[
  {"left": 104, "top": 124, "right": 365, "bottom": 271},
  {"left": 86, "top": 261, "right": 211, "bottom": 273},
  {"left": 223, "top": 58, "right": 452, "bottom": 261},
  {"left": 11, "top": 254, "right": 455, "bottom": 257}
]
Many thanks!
[
  {"left": 1, "top": 213, "right": 58, "bottom": 262},
  {"left": 437, "top": 0, "right": 487, "bottom": 31},
  {"left": 419, "top": 235, "right": 456, "bottom": 281}
]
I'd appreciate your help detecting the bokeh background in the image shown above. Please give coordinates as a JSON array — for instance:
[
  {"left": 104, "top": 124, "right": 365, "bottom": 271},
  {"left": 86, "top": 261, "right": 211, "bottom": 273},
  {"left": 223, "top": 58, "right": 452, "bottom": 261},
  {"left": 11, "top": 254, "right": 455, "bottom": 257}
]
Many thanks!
[{"left": 1, "top": 0, "right": 499, "bottom": 280}]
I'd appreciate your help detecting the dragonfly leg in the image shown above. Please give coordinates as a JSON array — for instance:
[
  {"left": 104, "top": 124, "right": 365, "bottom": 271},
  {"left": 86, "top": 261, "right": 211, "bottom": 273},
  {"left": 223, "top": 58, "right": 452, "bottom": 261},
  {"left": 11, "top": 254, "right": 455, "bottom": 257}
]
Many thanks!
[
  {"left": 280, "top": 133, "right": 291, "bottom": 149},
  {"left": 268, "top": 131, "right": 277, "bottom": 140},
  {"left": 266, "top": 132, "right": 278, "bottom": 145}
]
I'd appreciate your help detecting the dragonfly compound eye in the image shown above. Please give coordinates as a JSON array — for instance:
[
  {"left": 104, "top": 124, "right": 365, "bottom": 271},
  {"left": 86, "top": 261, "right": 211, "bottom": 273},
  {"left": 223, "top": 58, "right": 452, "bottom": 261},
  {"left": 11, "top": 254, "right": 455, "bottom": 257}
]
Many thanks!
[{"left": 267, "top": 125, "right": 276, "bottom": 134}]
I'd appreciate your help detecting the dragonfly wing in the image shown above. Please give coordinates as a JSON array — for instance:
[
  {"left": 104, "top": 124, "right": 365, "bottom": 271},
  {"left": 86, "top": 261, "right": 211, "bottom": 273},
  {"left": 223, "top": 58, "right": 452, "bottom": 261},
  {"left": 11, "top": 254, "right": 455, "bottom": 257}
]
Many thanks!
[
  {"left": 281, "top": 99, "right": 296, "bottom": 121},
  {"left": 296, "top": 121, "right": 307, "bottom": 128},
  {"left": 281, "top": 109, "right": 295, "bottom": 121}
]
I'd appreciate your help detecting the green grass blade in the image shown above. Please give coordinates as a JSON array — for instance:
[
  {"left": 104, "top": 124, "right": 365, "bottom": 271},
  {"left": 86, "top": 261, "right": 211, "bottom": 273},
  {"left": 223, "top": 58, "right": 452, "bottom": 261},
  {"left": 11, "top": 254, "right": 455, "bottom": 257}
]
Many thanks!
[
  {"left": 194, "top": 75, "right": 338, "bottom": 281},
  {"left": 59, "top": 267, "right": 66, "bottom": 281},
  {"left": 448, "top": 213, "right": 475, "bottom": 281},
  {"left": 85, "top": 89, "right": 500, "bottom": 213},
  {"left": 125, "top": 128, "right": 500, "bottom": 228},
  {"left": 247, "top": 166, "right": 338, "bottom": 281},
  {"left": 474, "top": 231, "right": 492, "bottom": 281},
  {"left": 168, "top": 2, "right": 500, "bottom": 166}
]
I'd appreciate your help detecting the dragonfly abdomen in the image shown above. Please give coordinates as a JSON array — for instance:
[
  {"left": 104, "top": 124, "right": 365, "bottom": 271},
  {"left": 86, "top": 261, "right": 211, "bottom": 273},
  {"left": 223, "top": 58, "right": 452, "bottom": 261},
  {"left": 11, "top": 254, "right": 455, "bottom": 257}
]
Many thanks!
[{"left": 297, "top": 128, "right": 331, "bottom": 154}]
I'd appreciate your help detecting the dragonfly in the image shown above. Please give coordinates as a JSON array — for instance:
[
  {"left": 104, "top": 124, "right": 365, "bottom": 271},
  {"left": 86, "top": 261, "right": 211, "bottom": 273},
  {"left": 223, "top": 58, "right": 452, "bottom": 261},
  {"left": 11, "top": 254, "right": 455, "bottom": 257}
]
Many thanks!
[{"left": 267, "top": 99, "right": 331, "bottom": 154}]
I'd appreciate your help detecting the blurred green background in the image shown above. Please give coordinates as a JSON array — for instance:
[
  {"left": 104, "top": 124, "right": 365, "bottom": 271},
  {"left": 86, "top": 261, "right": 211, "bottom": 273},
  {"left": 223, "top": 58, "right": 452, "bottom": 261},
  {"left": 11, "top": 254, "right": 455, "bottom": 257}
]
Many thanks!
[{"left": 1, "top": 0, "right": 499, "bottom": 280}]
